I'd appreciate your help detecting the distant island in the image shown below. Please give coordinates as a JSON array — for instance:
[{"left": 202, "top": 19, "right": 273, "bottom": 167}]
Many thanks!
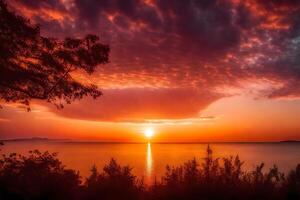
[{"left": 280, "top": 140, "right": 300, "bottom": 143}]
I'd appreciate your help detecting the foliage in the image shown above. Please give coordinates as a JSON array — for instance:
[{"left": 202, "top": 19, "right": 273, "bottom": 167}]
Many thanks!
[
  {"left": 151, "top": 145, "right": 288, "bottom": 200},
  {"left": 0, "top": 150, "right": 81, "bottom": 200},
  {"left": 0, "top": 0, "right": 109, "bottom": 110},
  {"left": 0, "top": 146, "right": 300, "bottom": 200},
  {"left": 84, "top": 159, "right": 143, "bottom": 200}
]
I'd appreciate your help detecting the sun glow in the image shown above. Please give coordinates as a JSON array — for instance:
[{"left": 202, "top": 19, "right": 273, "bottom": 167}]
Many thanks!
[{"left": 144, "top": 128, "right": 154, "bottom": 138}]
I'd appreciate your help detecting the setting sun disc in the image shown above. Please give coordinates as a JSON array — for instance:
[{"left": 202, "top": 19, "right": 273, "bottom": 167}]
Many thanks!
[{"left": 144, "top": 128, "right": 154, "bottom": 138}]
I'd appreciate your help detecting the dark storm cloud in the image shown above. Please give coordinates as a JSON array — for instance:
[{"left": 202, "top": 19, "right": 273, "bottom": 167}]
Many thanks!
[
  {"left": 6, "top": 0, "right": 300, "bottom": 120},
  {"left": 23, "top": 0, "right": 65, "bottom": 10},
  {"left": 239, "top": 0, "right": 300, "bottom": 99},
  {"left": 156, "top": 0, "right": 240, "bottom": 53},
  {"left": 75, "top": 0, "right": 161, "bottom": 28},
  {"left": 74, "top": 0, "right": 242, "bottom": 56}
]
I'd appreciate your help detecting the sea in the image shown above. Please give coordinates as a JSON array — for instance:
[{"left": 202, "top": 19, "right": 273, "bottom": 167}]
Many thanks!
[{"left": 1, "top": 141, "right": 300, "bottom": 184}]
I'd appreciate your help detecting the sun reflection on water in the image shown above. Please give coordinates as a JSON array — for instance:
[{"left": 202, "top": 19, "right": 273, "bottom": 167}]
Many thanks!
[{"left": 146, "top": 142, "right": 152, "bottom": 183}]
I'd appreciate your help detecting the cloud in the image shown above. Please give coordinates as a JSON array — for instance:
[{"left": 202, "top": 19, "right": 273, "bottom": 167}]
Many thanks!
[
  {"left": 5, "top": 0, "right": 300, "bottom": 121},
  {"left": 45, "top": 87, "right": 221, "bottom": 121}
]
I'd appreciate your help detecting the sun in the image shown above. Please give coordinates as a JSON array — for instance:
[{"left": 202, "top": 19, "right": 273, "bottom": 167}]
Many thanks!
[{"left": 144, "top": 128, "right": 154, "bottom": 138}]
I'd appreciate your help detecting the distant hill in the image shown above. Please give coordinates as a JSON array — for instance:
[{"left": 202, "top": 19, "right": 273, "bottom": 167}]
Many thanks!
[{"left": 1, "top": 137, "right": 70, "bottom": 142}]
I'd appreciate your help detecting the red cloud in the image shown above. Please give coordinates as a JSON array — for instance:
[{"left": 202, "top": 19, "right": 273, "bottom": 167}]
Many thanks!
[
  {"left": 5, "top": 0, "right": 300, "bottom": 121},
  {"left": 45, "top": 87, "right": 221, "bottom": 121}
]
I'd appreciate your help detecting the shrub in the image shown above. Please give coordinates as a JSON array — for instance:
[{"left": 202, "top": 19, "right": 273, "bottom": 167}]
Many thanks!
[
  {"left": 84, "top": 159, "right": 144, "bottom": 200},
  {"left": 0, "top": 150, "right": 81, "bottom": 200}
]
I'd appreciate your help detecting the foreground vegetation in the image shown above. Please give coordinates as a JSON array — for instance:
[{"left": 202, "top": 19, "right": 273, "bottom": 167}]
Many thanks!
[{"left": 0, "top": 146, "right": 299, "bottom": 200}]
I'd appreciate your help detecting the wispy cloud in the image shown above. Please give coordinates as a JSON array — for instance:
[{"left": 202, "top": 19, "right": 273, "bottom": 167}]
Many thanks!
[
  {"left": 106, "top": 116, "right": 217, "bottom": 125},
  {"left": 0, "top": 118, "right": 11, "bottom": 123}
]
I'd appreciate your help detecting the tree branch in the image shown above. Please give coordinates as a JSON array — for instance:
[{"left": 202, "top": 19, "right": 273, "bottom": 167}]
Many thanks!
[
  {"left": 0, "top": 82, "right": 46, "bottom": 100},
  {"left": 43, "top": 65, "right": 75, "bottom": 98}
]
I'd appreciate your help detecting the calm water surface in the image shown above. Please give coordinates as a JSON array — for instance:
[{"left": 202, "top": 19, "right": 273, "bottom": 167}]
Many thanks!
[{"left": 1, "top": 142, "right": 300, "bottom": 183}]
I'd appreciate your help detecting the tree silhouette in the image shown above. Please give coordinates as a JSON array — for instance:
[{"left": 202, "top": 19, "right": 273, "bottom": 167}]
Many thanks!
[
  {"left": 84, "top": 159, "right": 143, "bottom": 200},
  {"left": 0, "top": 0, "right": 109, "bottom": 110},
  {"left": 0, "top": 150, "right": 81, "bottom": 200}
]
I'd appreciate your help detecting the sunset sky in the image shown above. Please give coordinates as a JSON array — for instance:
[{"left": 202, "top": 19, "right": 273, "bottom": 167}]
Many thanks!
[{"left": 1, "top": 0, "right": 300, "bottom": 142}]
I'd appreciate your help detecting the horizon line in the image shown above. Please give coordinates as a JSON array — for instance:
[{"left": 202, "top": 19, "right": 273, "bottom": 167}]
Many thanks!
[{"left": 1, "top": 137, "right": 300, "bottom": 144}]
